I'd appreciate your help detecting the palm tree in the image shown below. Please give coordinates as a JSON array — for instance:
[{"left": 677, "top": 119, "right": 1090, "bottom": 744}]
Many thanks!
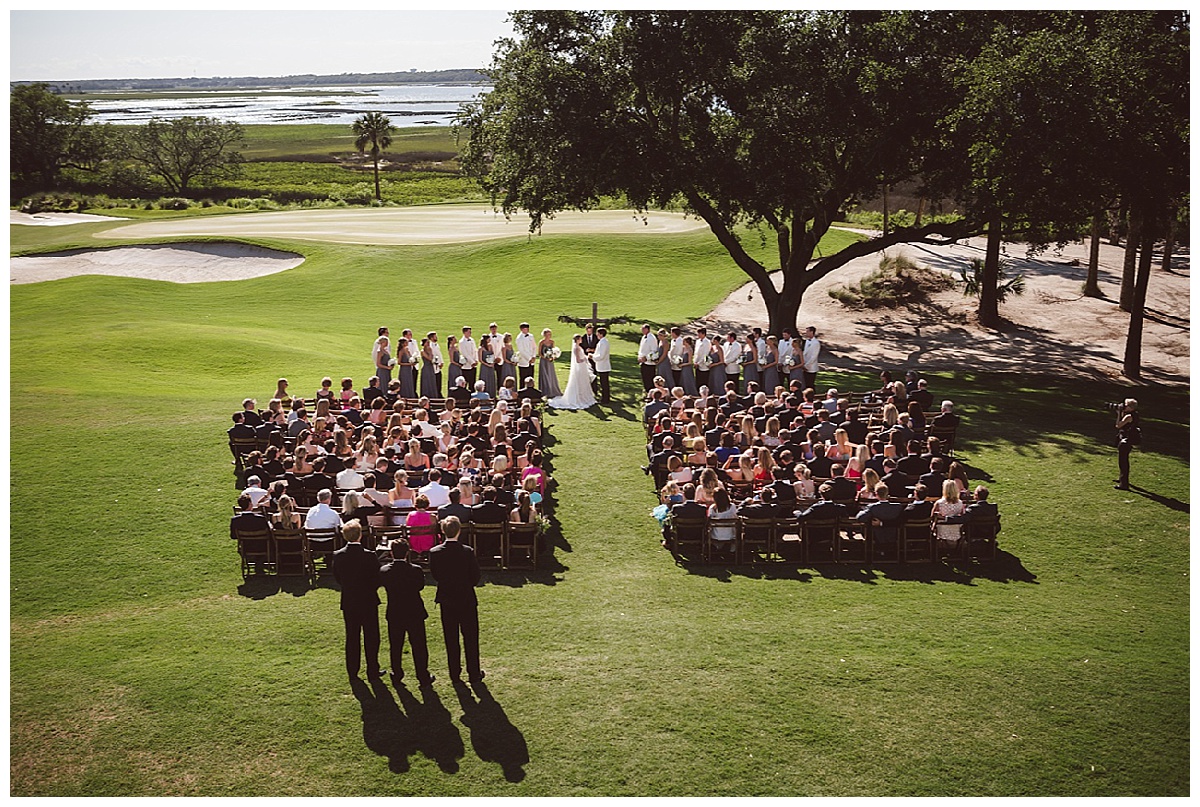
[{"left": 352, "top": 112, "right": 394, "bottom": 202}]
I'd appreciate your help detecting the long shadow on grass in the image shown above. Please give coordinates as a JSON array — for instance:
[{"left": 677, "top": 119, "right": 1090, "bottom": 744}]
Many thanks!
[
  {"left": 453, "top": 679, "right": 529, "bottom": 783},
  {"left": 680, "top": 548, "right": 1036, "bottom": 586},
  {"left": 237, "top": 574, "right": 327, "bottom": 600},
  {"left": 351, "top": 677, "right": 465, "bottom": 775},
  {"left": 1130, "top": 484, "right": 1190, "bottom": 514}
]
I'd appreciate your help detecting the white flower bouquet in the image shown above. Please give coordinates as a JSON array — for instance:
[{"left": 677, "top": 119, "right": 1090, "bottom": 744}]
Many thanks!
[
  {"left": 671, "top": 354, "right": 684, "bottom": 369},
  {"left": 543, "top": 345, "right": 562, "bottom": 360},
  {"left": 781, "top": 355, "right": 796, "bottom": 370},
  {"left": 739, "top": 350, "right": 754, "bottom": 365}
]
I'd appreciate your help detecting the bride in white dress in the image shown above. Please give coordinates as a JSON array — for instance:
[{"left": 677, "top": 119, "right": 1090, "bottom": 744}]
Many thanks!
[{"left": 549, "top": 334, "right": 597, "bottom": 410}]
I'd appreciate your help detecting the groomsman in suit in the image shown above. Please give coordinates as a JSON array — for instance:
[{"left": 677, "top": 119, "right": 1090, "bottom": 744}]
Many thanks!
[
  {"left": 637, "top": 324, "right": 658, "bottom": 392},
  {"left": 722, "top": 332, "right": 742, "bottom": 394},
  {"left": 516, "top": 322, "right": 537, "bottom": 387},
  {"left": 694, "top": 327, "right": 712, "bottom": 392},
  {"left": 802, "top": 326, "right": 821, "bottom": 391},
  {"left": 593, "top": 327, "right": 612, "bottom": 404},
  {"left": 430, "top": 516, "right": 485, "bottom": 684},
  {"left": 668, "top": 327, "right": 685, "bottom": 388},
  {"left": 332, "top": 520, "right": 384, "bottom": 680},
  {"left": 581, "top": 323, "right": 600, "bottom": 376},
  {"left": 459, "top": 326, "right": 478, "bottom": 389}
]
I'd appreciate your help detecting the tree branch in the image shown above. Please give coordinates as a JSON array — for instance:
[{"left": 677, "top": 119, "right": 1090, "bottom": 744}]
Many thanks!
[
  {"left": 807, "top": 219, "right": 985, "bottom": 281},
  {"left": 685, "top": 190, "right": 776, "bottom": 297}
]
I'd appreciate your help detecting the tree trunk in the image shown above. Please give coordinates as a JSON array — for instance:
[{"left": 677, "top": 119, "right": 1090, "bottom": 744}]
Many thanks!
[
  {"left": 1083, "top": 208, "right": 1103, "bottom": 298},
  {"left": 882, "top": 184, "right": 890, "bottom": 236},
  {"left": 1119, "top": 205, "right": 1142, "bottom": 312},
  {"left": 1160, "top": 214, "right": 1175, "bottom": 272},
  {"left": 978, "top": 211, "right": 1003, "bottom": 328},
  {"left": 765, "top": 280, "right": 807, "bottom": 339},
  {"left": 372, "top": 157, "right": 382, "bottom": 201},
  {"left": 1109, "top": 200, "right": 1126, "bottom": 245},
  {"left": 1123, "top": 211, "right": 1157, "bottom": 379},
  {"left": 914, "top": 197, "right": 925, "bottom": 227}
]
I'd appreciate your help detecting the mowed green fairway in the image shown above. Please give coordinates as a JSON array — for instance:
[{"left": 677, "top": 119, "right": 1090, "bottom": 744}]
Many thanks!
[{"left": 10, "top": 221, "right": 1189, "bottom": 795}]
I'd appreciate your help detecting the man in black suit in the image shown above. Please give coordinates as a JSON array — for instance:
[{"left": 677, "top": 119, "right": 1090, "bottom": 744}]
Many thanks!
[
  {"left": 821, "top": 464, "right": 858, "bottom": 503},
  {"left": 429, "top": 516, "right": 484, "bottom": 684},
  {"left": 865, "top": 441, "right": 888, "bottom": 476},
  {"left": 518, "top": 377, "right": 544, "bottom": 404},
  {"left": 962, "top": 486, "right": 1001, "bottom": 532},
  {"left": 648, "top": 435, "right": 682, "bottom": 490},
  {"left": 229, "top": 411, "right": 256, "bottom": 441},
  {"left": 448, "top": 377, "right": 472, "bottom": 406},
  {"left": 918, "top": 457, "right": 948, "bottom": 496},
  {"left": 856, "top": 483, "right": 906, "bottom": 558},
  {"left": 796, "top": 488, "right": 850, "bottom": 522},
  {"left": 581, "top": 322, "right": 600, "bottom": 374},
  {"left": 240, "top": 398, "right": 262, "bottom": 428},
  {"left": 740, "top": 486, "right": 780, "bottom": 521},
  {"left": 438, "top": 486, "right": 472, "bottom": 524},
  {"left": 230, "top": 493, "right": 269, "bottom": 540},
  {"left": 910, "top": 379, "right": 934, "bottom": 412},
  {"left": 666, "top": 483, "right": 708, "bottom": 546},
  {"left": 931, "top": 401, "right": 960, "bottom": 430},
  {"left": 287, "top": 409, "right": 310, "bottom": 438},
  {"left": 362, "top": 376, "right": 384, "bottom": 407},
  {"left": 379, "top": 538, "right": 434, "bottom": 687},
  {"left": 903, "top": 484, "right": 935, "bottom": 521},
  {"left": 331, "top": 520, "right": 384, "bottom": 680},
  {"left": 806, "top": 447, "right": 832, "bottom": 479},
  {"left": 643, "top": 389, "right": 669, "bottom": 425},
  {"left": 896, "top": 440, "right": 929, "bottom": 477},
  {"left": 880, "top": 459, "right": 910, "bottom": 498}
]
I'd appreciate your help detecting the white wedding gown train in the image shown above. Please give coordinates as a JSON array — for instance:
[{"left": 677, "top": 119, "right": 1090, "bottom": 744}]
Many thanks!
[{"left": 549, "top": 346, "right": 597, "bottom": 410}]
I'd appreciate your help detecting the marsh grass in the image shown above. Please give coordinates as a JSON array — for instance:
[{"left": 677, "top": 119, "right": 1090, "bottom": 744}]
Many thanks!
[{"left": 9, "top": 222, "right": 1188, "bottom": 796}]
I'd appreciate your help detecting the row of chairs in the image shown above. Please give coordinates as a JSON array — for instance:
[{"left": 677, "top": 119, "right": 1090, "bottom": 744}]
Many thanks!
[
  {"left": 233, "top": 519, "right": 540, "bottom": 584},
  {"left": 666, "top": 513, "right": 999, "bottom": 566}
]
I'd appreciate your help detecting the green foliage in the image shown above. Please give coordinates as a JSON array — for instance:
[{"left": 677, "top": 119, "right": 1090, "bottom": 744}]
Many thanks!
[
  {"left": 8, "top": 225, "right": 1189, "bottom": 795},
  {"left": 124, "top": 116, "right": 244, "bottom": 194},
  {"left": 958, "top": 257, "right": 1026, "bottom": 303},
  {"left": 352, "top": 112, "right": 395, "bottom": 201},
  {"left": 828, "top": 254, "right": 956, "bottom": 308},
  {"left": 10, "top": 82, "right": 109, "bottom": 191}
]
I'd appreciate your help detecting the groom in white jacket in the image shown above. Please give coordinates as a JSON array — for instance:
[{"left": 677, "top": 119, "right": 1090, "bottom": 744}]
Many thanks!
[{"left": 593, "top": 327, "right": 612, "bottom": 404}]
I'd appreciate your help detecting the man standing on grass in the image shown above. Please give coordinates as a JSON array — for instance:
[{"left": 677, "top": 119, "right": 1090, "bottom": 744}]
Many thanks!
[
  {"left": 429, "top": 516, "right": 485, "bottom": 684},
  {"left": 380, "top": 538, "right": 434, "bottom": 688},
  {"left": 332, "top": 519, "right": 384, "bottom": 681},
  {"left": 516, "top": 322, "right": 537, "bottom": 388},
  {"left": 801, "top": 326, "right": 821, "bottom": 391}
]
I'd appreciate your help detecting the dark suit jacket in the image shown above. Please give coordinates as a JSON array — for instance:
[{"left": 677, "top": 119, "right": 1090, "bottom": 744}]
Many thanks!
[
  {"left": 896, "top": 454, "right": 928, "bottom": 477},
  {"left": 918, "top": 472, "right": 947, "bottom": 495},
  {"left": 903, "top": 500, "right": 934, "bottom": 523},
  {"left": 739, "top": 502, "right": 780, "bottom": 521},
  {"left": 228, "top": 423, "right": 256, "bottom": 441},
  {"left": 430, "top": 540, "right": 480, "bottom": 606},
  {"left": 449, "top": 387, "right": 472, "bottom": 405},
  {"left": 287, "top": 418, "right": 310, "bottom": 438},
  {"left": 855, "top": 500, "right": 907, "bottom": 542},
  {"left": 963, "top": 501, "right": 1001, "bottom": 532},
  {"left": 796, "top": 500, "right": 849, "bottom": 522},
  {"left": 910, "top": 389, "right": 934, "bottom": 411},
  {"left": 230, "top": 510, "right": 269, "bottom": 540},
  {"left": 437, "top": 502, "right": 473, "bottom": 524},
  {"left": 581, "top": 332, "right": 599, "bottom": 353},
  {"left": 670, "top": 500, "right": 708, "bottom": 522},
  {"left": 880, "top": 470, "right": 911, "bottom": 495},
  {"left": 242, "top": 410, "right": 263, "bottom": 427},
  {"left": 931, "top": 412, "right": 960, "bottom": 429},
  {"left": 343, "top": 408, "right": 364, "bottom": 426},
  {"left": 332, "top": 542, "right": 381, "bottom": 611},
  {"left": 821, "top": 476, "right": 858, "bottom": 502},
  {"left": 469, "top": 501, "right": 508, "bottom": 524},
  {"left": 806, "top": 455, "right": 833, "bottom": 478},
  {"left": 379, "top": 559, "right": 428, "bottom": 621}
]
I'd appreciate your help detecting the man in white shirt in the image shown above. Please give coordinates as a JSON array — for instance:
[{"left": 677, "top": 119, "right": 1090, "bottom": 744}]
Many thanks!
[
  {"left": 428, "top": 331, "right": 444, "bottom": 397},
  {"left": 802, "top": 326, "right": 822, "bottom": 391},
  {"left": 668, "top": 326, "right": 686, "bottom": 388},
  {"left": 778, "top": 328, "right": 794, "bottom": 367},
  {"left": 336, "top": 464, "right": 365, "bottom": 491},
  {"left": 515, "top": 322, "right": 537, "bottom": 388},
  {"left": 459, "top": 326, "right": 478, "bottom": 388},
  {"left": 593, "top": 326, "right": 612, "bottom": 404},
  {"left": 418, "top": 469, "right": 452, "bottom": 509},
  {"left": 637, "top": 323, "right": 658, "bottom": 391},
  {"left": 722, "top": 332, "right": 743, "bottom": 394},
  {"left": 305, "top": 489, "right": 342, "bottom": 530},
  {"left": 694, "top": 326, "right": 713, "bottom": 392},
  {"left": 241, "top": 476, "right": 270, "bottom": 508}
]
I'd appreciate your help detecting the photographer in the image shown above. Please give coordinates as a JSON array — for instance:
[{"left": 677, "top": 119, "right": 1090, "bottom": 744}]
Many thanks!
[{"left": 1114, "top": 398, "right": 1140, "bottom": 491}]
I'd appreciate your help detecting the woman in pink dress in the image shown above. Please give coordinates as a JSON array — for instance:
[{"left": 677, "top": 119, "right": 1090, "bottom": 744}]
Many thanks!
[{"left": 404, "top": 494, "right": 438, "bottom": 553}]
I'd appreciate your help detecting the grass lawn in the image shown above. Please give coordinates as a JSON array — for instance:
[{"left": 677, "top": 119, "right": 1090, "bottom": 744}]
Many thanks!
[{"left": 9, "top": 218, "right": 1189, "bottom": 796}]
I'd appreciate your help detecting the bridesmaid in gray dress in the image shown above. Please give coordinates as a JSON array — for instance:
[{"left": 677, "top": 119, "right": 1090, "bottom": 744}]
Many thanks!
[
  {"left": 681, "top": 336, "right": 699, "bottom": 396},
  {"left": 537, "top": 329, "right": 563, "bottom": 398},
  {"left": 420, "top": 337, "right": 439, "bottom": 399},
  {"left": 762, "top": 335, "right": 781, "bottom": 396},
  {"left": 500, "top": 333, "right": 518, "bottom": 389},
  {"left": 375, "top": 337, "right": 393, "bottom": 388},
  {"left": 708, "top": 339, "right": 726, "bottom": 393},
  {"left": 743, "top": 337, "right": 760, "bottom": 390},
  {"left": 445, "top": 335, "right": 464, "bottom": 390},
  {"left": 397, "top": 338, "right": 417, "bottom": 399},
  {"left": 479, "top": 335, "right": 498, "bottom": 397},
  {"left": 654, "top": 329, "right": 672, "bottom": 385}
]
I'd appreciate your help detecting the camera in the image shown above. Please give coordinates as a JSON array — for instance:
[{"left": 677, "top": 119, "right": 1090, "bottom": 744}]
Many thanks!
[{"left": 1104, "top": 401, "right": 1125, "bottom": 413}]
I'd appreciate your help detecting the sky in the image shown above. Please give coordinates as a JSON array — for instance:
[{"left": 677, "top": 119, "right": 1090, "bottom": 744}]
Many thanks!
[{"left": 9, "top": 9, "right": 516, "bottom": 82}]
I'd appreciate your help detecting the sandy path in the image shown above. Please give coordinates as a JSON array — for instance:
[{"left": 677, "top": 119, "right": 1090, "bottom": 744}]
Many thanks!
[
  {"left": 699, "top": 233, "right": 1190, "bottom": 386},
  {"left": 10, "top": 243, "right": 304, "bottom": 285},
  {"left": 10, "top": 211, "right": 129, "bottom": 226},
  {"left": 96, "top": 207, "right": 708, "bottom": 245}
]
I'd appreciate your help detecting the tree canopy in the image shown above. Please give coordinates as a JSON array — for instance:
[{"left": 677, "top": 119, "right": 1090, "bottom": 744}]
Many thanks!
[
  {"left": 125, "top": 116, "right": 244, "bottom": 195},
  {"left": 10, "top": 82, "right": 108, "bottom": 191},
  {"left": 459, "top": 10, "right": 1188, "bottom": 337}
]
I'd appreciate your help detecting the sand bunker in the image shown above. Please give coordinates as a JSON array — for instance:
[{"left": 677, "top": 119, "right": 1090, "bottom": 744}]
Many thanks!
[
  {"left": 96, "top": 206, "right": 708, "bottom": 245},
  {"left": 10, "top": 242, "right": 304, "bottom": 285},
  {"left": 10, "top": 211, "right": 129, "bottom": 226}
]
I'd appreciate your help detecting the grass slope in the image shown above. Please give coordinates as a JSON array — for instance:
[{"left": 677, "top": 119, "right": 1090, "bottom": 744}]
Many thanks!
[{"left": 9, "top": 224, "right": 1188, "bottom": 796}]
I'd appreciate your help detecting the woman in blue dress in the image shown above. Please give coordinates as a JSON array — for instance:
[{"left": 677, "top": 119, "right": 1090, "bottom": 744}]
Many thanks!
[
  {"left": 445, "top": 335, "right": 464, "bottom": 390},
  {"left": 375, "top": 337, "right": 393, "bottom": 389},
  {"left": 708, "top": 339, "right": 726, "bottom": 393},
  {"left": 420, "top": 336, "right": 439, "bottom": 399},
  {"left": 680, "top": 336, "right": 699, "bottom": 396},
  {"left": 743, "top": 336, "right": 760, "bottom": 390},
  {"left": 762, "top": 335, "right": 780, "bottom": 396},
  {"left": 654, "top": 329, "right": 672, "bottom": 386},
  {"left": 500, "top": 333, "right": 518, "bottom": 389}
]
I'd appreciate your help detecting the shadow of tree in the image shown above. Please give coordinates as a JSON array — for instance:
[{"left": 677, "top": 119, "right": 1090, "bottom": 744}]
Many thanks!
[
  {"left": 351, "top": 676, "right": 465, "bottom": 775},
  {"left": 453, "top": 680, "right": 530, "bottom": 783}
]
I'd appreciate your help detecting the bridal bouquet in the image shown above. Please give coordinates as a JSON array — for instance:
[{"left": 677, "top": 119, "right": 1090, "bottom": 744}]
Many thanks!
[
  {"left": 781, "top": 355, "right": 796, "bottom": 370},
  {"left": 543, "top": 346, "right": 562, "bottom": 360}
]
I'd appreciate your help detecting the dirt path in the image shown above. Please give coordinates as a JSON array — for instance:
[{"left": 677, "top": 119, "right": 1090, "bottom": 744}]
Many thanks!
[{"left": 698, "top": 233, "right": 1189, "bottom": 387}]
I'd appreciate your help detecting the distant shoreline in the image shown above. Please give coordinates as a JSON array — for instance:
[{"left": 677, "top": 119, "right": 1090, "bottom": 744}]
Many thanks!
[{"left": 10, "top": 68, "right": 489, "bottom": 93}]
